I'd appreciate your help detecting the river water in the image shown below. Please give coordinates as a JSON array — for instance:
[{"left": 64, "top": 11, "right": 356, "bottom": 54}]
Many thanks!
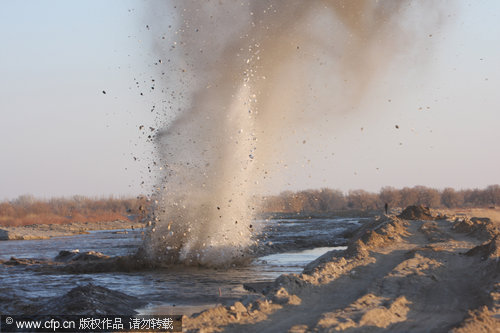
[{"left": 0, "top": 217, "right": 361, "bottom": 315}]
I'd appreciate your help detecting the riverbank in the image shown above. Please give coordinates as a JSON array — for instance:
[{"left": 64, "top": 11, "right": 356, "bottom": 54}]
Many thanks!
[
  {"left": 183, "top": 207, "right": 500, "bottom": 332},
  {"left": 0, "top": 220, "right": 146, "bottom": 240}
]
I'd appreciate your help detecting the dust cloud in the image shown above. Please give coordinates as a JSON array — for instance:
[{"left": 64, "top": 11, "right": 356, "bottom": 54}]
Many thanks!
[{"left": 140, "top": 0, "right": 444, "bottom": 266}]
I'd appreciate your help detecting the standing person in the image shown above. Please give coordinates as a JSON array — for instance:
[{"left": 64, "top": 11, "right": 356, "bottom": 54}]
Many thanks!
[{"left": 384, "top": 202, "right": 389, "bottom": 215}]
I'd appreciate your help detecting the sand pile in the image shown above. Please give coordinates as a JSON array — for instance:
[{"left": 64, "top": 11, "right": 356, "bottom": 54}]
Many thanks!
[
  {"left": 453, "top": 216, "right": 499, "bottom": 241},
  {"left": 397, "top": 205, "right": 435, "bottom": 220},
  {"left": 465, "top": 235, "right": 500, "bottom": 260}
]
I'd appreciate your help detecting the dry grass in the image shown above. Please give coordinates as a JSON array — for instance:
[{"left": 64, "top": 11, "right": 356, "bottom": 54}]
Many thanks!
[{"left": 441, "top": 207, "right": 500, "bottom": 227}]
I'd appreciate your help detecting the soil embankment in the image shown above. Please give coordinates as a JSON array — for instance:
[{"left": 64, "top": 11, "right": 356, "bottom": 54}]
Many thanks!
[
  {"left": 184, "top": 207, "right": 500, "bottom": 332},
  {"left": 0, "top": 220, "right": 145, "bottom": 240}
]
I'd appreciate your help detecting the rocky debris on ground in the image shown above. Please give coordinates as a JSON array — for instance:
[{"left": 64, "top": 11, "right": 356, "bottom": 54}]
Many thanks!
[
  {"left": 397, "top": 205, "right": 435, "bottom": 220},
  {"left": 452, "top": 216, "right": 499, "bottom": 241},
  {"left": 37, "top": 283, "right": 146, "bottom": 315}
]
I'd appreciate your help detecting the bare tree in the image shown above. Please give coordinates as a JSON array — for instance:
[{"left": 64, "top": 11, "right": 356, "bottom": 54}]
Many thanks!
[
  {"left": 348, "top": 190, "right": 378, "bottom": 210},
  {"left": 319, "top": 188, "right": 346, "bottom": 210},
  {"left": 379, "top": 186, "right": 401, "bottom": 208},
  {"left": 399, "top": 187, "right": 419, "bottom": 207},
  {"left": 485, "top": 184, "right": 500, "bottom": 207},
  {"left": 414, "top": 186, "right": 441, "bottom": 207},
  {"left": 441, "top": 188, "right": 464, "bottom": 208}
]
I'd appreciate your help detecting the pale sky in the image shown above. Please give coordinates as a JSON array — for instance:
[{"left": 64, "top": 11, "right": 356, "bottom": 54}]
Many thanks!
[{"left": 0, "top": 1, "right": 499, "bottom": 200}]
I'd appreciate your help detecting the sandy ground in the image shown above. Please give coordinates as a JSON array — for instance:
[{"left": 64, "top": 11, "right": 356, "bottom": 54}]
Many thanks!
[
  {"left": 439, "top": 207, "right": 500, "bottom": 227},
  {"left": 0, "top": 220, "right": 146, "bottom": 240},
  {"left": 183, "top": 209, "right": 500, "bottom": 332}
]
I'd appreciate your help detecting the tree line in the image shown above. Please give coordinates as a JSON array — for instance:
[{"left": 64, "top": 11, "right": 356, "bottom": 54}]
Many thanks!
[
  {"left": 1, "top": 185, "right": 499, "bottom": 226},
  {"left": 260, "top": 185, "right": 500, "bottom": 213}
]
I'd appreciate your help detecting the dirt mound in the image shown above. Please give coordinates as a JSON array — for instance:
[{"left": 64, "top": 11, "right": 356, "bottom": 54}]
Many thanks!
[
  {"left": 419, "top": 222, "right": 450, "bottom": 243},
  {"left": 267, "top": 216, "right": 407, "bottom": 292},
  {"left": 38, "top": 283, "right": 145, "bottom": 315},
  {"left": 398, "top": 205, "right": 435, "bottom": 220},
  {"left": 316, "top": 294, "right": 410, "bottom": 330},
  {"left": 465, "top": 235, "right": 500, "bottom": 260},
  {"left": 453, "top": 217, "right": 499, "bottom": 241},
  {"left": 452, "top": 306, "right": 500, "bottom": 333},
  {"left": 356, "top": 216, "right": 409, "bottom": 249},
  {"left": 184, "top": 298, "right": 282, "bottom": 332},
  {"left": 55, "top": 250, "right": 110, "bottom": 262}
]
